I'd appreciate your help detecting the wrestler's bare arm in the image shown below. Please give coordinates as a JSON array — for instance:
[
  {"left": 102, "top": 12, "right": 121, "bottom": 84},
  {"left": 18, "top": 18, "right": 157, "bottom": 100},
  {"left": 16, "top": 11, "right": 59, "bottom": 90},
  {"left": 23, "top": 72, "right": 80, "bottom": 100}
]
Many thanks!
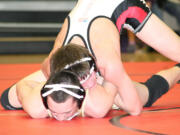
[
  {"left": 101, "top": 50, "right": 142, "bottom": 115},
  {"left": 84, "top": 81, "right": 117, "bottom": 118},
  {"left": 41, "top": 18, "right": 69, "bottom": 78},
  {"left": 41, "top": 32, "right": 64, "bottom": 78},
  {"left": 136, "top": 14, "right": 180, "bottom": 62},
  {"left": 16, "top": 80, "right": 48, "bottom": 118},
  {"left": 41, "top": 34, "right": 62, "bottom": 78},
  {"left": 8, "top": 70, "right": 48, "bottom": 118}
]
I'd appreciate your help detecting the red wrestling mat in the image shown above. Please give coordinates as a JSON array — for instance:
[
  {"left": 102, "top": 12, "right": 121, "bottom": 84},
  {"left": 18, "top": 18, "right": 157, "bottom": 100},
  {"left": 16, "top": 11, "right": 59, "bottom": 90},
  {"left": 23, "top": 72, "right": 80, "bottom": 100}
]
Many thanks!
[{"left": 0, "top": 62, "right": 179, "bottom": 135}]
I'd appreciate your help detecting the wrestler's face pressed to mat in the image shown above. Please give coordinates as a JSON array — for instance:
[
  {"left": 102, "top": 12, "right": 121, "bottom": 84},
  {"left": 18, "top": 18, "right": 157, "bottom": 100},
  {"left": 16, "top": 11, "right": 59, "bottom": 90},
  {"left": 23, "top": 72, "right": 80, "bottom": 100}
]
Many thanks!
[{"left": 47, "top": 96, "right": 79, "bottom": 121}]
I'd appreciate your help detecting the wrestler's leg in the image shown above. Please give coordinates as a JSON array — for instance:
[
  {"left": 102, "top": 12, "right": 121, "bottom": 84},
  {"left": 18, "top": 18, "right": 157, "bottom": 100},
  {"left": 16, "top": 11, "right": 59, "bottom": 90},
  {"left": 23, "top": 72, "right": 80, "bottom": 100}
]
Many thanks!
[
  {"left": 114, "top": 64, "right": 180, "bottom": 108},
  {"left": 136, "top": 14, "right": 180, "bottom": 62},
  {"left": 113, "top": 82, "right": 148, "bottom": 109},
  {"left": 0, "top": 70, "right": 46, "bottom": 110}
]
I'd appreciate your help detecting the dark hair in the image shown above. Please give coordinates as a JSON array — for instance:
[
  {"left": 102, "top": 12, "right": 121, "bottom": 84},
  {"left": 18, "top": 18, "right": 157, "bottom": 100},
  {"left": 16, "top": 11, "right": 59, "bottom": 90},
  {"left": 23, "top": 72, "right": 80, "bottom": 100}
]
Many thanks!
[
  {"left": 41, "top": 43, "right": 98, "bottom": 109},
  {"left": 41, "top": 70, "right": 85, "bottom": 109},
  {"left": 50, "top": 43, "right": 96, "bottom": 79}
]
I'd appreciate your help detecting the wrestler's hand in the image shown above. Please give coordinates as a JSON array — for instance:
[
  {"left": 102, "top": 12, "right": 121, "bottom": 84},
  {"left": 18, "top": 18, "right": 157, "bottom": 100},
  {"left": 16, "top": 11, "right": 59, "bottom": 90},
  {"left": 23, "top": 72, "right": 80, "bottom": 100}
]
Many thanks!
[{"left": 41, "top": 57, "right": 50, "bottom": 79}]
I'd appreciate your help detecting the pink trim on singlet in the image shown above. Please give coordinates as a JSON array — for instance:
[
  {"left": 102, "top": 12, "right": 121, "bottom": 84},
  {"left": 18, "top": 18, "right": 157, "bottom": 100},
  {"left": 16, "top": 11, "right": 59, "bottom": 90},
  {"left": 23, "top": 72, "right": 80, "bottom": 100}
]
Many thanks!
[{"left": 116, "top": 6, "right": 148, "bottom": 32}]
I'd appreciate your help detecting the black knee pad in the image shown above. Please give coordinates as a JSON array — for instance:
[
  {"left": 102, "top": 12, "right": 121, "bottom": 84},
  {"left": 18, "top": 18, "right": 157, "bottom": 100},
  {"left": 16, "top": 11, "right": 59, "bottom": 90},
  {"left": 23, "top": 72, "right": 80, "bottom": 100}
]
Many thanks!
[
  {"left": 175, "top": 63, "right": 180, "bottom": 83},
  {"left": 0, "top": 88, "right": 22, "bottom": 110},
  {"left": 143, "top": 75, "right": 169, "bottom": 107},
  {"left": 175, "top": 63, "right": 180, "bottom": 68}
]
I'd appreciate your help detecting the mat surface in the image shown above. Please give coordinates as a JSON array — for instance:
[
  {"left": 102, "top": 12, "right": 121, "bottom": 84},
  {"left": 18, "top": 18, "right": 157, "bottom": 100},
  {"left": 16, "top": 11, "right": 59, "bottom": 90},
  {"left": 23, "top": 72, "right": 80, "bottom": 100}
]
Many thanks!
[{"left": 0, "top": 62, "right": 179, "bottom": 135}]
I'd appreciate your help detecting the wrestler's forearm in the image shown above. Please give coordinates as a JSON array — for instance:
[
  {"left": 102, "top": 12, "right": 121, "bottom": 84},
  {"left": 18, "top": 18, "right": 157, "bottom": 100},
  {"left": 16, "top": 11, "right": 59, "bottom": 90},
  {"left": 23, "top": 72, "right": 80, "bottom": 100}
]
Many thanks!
[
  {"left": 41, "top": 41, "right": 59, "bottom": 78},
  {"left": 16, "top": 71, "right": 46, "bottom": 109},
  {"left": 116, "top": 73, "right": 142, "bottom": 115},
  {"left": 8, "top": 84, "right": 22, "bottom": 108},
  {"left": 16, "top": 80, "right": 48, "bottom": 118},
  {"left": 8, "top": 70, "right": 46, "bottom": 108},
  {"left": 105, "top": 63, "right": 142, "bottom": 115},
  {"left": 86, "top": 83, "right": 117, "bottom": 118},
  {"left": 41, "top": 57, "right": 50, "bottom": 78},
  {"left": 41, "top": 28, "right": 64, "bottom": 78}
]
